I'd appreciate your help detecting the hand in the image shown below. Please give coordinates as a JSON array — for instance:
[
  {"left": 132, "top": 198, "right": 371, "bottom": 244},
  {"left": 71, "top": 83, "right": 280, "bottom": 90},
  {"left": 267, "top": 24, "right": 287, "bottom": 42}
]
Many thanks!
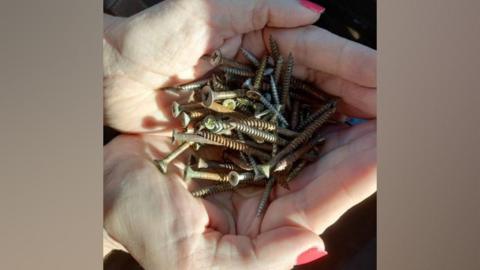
[
  {"left": 103, "top": 0, "right": 324, "bottom": 133},
  {"left": 104, "top": 120, "right": 375, "bottom": 269}
]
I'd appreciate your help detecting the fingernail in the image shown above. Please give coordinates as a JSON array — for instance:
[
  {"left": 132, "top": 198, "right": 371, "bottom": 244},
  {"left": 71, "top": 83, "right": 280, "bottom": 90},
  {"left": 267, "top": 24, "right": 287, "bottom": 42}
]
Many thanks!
[
  {"left": 298, "top": 0, "right": 326, "bottom": 14},
  {"left": 296, "top": 247, "right": 328, "bottom": 265}
]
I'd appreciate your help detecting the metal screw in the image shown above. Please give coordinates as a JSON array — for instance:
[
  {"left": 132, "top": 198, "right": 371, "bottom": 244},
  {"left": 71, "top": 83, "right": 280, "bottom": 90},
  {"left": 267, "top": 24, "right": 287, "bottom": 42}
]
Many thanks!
[
  {"left": 246, "top": 90, "right": 289, "bottom": 127},
  {"left": 259, "top": 106, "right": 336, "bottom": 177},
  {"left": 196, "top": 130, "right": 270, "bottom": 160},
  {"left": 281, "top": 53, "right": 294, "bottom": 110},
  {"left": 227, "top": 171, "right": 254, "bottom": 186},
  {"left": 240, "top": 48, "right": 260, "bottom": 67},
  {"left": 171, "top": 101, "right": 204, "bottom": 118},
  {"left": 256, "top": 177, "right": 275, "bottom": 217},
  {"left": 153, "top": 141, "right": 194, "bottom": 173},
  {"left": 253, "top": 56, "right": 268, "bottom": 91},
  {"left": 184, "top": 166, "right": 229, "bottom": 182},
  {"left": 210, "top": 49, "right": 253, "bottom": 70}
]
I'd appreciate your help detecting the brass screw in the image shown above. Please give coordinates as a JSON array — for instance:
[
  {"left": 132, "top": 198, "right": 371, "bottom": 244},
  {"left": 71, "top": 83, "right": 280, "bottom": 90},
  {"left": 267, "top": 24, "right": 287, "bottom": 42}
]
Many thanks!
[
  {"left": 196, "top": 130, "right": 271, "bottom": 160},
  {"left": 273, "top": 55, "right": 284, "bottom": 83},
  {"left": 221, "top": 99, "right": 237, "bottom": 110},
  {"left": 201, "top": 86, "right": 245, "bottom": 105},
  {"left": 197, "top": 157, "right": 238, "bottom": 171},
  {"left": 269, "top": 35, "right": 280, "bottom": 62},
  {"left": 153, "top": 141, "right": 194, "bottom": 173},
  {"left": 184, "top": 166, "right": 229, "bottom": 182},
  {"left": 253, "top": 56, "right": 268, "bottom": 91},
  {"left": 179, "top": 110, "right": 208, "bottom": 128},
  {"left": 171, "top": 101, "right": 204, "bottom": 118},
  {"left": 223, "top": 151, "right": 254, "bottom": 171},
  {"left": 191, "top": 183, "right": 236, "bottom": 198},
  {"left": 229, "top": 121, "right": 287, "bottom": 145},
  {"left": 172, "top": 130, "right": 223, "bottom": 146}
]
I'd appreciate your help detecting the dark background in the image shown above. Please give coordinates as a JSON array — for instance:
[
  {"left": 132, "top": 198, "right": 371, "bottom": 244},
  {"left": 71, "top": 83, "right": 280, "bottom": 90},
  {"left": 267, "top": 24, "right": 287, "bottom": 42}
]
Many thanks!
[{"left": 103, "top": 1, "right": 377, "bottom": 269}]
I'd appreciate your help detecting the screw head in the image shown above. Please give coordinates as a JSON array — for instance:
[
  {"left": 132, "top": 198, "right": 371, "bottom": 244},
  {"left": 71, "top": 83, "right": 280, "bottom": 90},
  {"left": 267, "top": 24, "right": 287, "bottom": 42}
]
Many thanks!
[
  {"left": 171, "top": 101, "right": 181, "bottom": 118},
  {"left": 202, "top": 115, "right": 217, "bottom": 131},
  {"left": 179, "top": 112, "right": 191, "bottom": 128},
  {"left": 155, "top": 160, "right": 168, "bottom": 174},
  {"left": 210, "top": 49, "right": 222, "bottom": 66},
  {"left": 227, "top": 171, "right": 240, "bottom": 186},
  {"left": 222, "top": 99, "right": 236, "bottom": 110}
]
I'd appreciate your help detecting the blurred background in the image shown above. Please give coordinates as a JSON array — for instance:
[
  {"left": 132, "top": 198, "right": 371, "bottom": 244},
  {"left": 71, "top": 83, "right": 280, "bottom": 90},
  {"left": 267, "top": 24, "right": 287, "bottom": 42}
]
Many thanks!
[{"left": 103, "top": 0, "right": 376, "bottom": 269}]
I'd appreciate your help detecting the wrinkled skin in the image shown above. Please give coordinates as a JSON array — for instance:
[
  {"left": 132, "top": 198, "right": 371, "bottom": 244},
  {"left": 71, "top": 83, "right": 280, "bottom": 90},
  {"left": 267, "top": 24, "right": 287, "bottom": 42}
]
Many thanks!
[{"left": 103, "top": 0, "right": 377, "bottom": 269}]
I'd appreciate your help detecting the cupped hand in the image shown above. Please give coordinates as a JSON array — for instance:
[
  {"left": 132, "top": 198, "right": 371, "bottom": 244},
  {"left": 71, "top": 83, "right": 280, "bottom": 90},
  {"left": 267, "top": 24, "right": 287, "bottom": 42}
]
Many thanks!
[
  {"left": 103, "top": 0, "right": 324, "bottom": 133},
  {"left": 104, "top": 118, "right": 375, "bottom": 269}
]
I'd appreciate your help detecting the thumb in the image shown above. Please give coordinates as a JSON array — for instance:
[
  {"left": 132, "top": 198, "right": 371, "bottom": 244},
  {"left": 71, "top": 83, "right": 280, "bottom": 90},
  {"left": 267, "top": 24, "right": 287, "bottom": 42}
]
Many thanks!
[{"left": 254, "top": 226, "right": 327, "bottom": 268}]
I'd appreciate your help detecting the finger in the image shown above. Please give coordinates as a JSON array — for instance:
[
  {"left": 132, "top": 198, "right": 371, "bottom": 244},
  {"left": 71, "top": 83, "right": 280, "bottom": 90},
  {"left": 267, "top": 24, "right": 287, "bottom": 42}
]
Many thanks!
[
  {"left": 204, "top": 0, "right": 324, "bottom": 36},
  {"left": 208, "top": 227, "right": 326, "bottom": 269},
  {"left": 264, "top": 26, "right": 376, "bottom": 87},
  {"left": 263, "top": 132, "right": 377, "bottom": 234}
]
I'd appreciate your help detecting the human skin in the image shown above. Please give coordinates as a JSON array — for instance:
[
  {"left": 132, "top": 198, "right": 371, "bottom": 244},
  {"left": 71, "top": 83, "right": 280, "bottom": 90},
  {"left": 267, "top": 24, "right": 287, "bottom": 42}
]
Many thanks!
[{"left": 103, "top": 0, "right": 377, "bottom": 269}]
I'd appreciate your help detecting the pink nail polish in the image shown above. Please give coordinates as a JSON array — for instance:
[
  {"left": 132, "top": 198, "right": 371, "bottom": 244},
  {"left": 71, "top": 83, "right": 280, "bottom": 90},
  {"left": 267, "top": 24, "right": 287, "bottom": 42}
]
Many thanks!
[
  {"left": 298, "top": 0, "right": 326, "bottom": 14},
  {"left": 296, "top": 247, "right": 328, "bottom": 265}
]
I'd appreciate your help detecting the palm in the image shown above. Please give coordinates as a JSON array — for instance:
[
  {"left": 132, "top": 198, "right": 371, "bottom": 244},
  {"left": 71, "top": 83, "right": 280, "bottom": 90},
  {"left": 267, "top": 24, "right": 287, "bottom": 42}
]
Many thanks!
[{"left": 104, "top": 119, "right": 375, "bottom": 269}]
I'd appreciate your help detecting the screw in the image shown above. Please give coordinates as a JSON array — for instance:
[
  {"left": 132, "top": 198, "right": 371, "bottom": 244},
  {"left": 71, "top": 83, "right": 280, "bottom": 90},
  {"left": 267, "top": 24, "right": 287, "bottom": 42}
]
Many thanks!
[
  {"left": 237, "top": 132, "right": 265, "bottom": 180},
  {"left": 273, "top": 55, "right": 284, "bottom": 83},
  {"left": 201, "top": 86, "right": 245, "bottom": 105},
  {"left": 258, "top": 106, "right": 336, "bottom": 177},
  {"left": 290, "top": 77, "right": 328, "bottom": 101},
  {"left": 184, "top": 166, "right": 229, "bottom": 182},
  {"left": 253, "top": 56, "right": 268, "bottom": 91},
  {"left": 196, "top": 130, "right": 271, "bottom": 160},
  {"left": 269, "top": 75, "right": 281, "bottom": 108},
  {"left": 256, "top": 177, "right": 276, "bottom": 217},
  {"left": 210, "top": 49, "right": 253, "bottom": 71},
  {"left": 179, "top": 110, "right": 208, "bottom": 128},
  {"left": 197, "top": 157, "right": 239, "bottom": 171},
  {"left": 191, "top": 183, "right": 236, "bottom": 198},
  {"left": 219, "top": 66, "right": 255, "bottom": 77},
  {"left": 246, "top": 90, "right": 289, "bottom": 127},
  {"left": 171, "top": 101, "right": 204, "bottom": 118},
  {"left": 221, "top": 99, "right": 237, "bottom": 110},
  {"left": 290, "top": 99, "right": 300, "bottom": 129},
  {"left": 227, "top": 171, "right": 254, "bottom": 186},
  {"left": 269, "top": 35, "right": 280, "bottom": 62},
  {"left": 240, "top": 48, "right": 260, "bottom": 67},
  {"left": 295, "top": 99, "right": 337, "bottom": 131},
  {"left": 153, "top": 141, "right": 194, "bottom": 173},
  {"left": 281, "top": 53, "right": 294, "bottom": 110},
  {"left": 274, "top": 135, "right": 326, "bottom": 172},
  {"left": 167, "top": 79, "right": 209, "bottom": 92},
  {"left": 210, "top": 74, "right": 227, "bottom": 91},
  {"left": 172, "top": 130, "right": 223, "bottom": 146},
  {"left": 223, "top": 151, "right": 254, "bottom": 171},
  {"left": 229, "top": 121, "right": 287, "bottom": 145}
]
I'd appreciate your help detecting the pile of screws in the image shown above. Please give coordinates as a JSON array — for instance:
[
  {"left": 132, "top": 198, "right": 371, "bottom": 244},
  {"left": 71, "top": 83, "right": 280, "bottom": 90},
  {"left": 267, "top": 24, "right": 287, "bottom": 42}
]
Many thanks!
[{"left": 154, "top": 37, "right": 344, "bottom": 217}]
